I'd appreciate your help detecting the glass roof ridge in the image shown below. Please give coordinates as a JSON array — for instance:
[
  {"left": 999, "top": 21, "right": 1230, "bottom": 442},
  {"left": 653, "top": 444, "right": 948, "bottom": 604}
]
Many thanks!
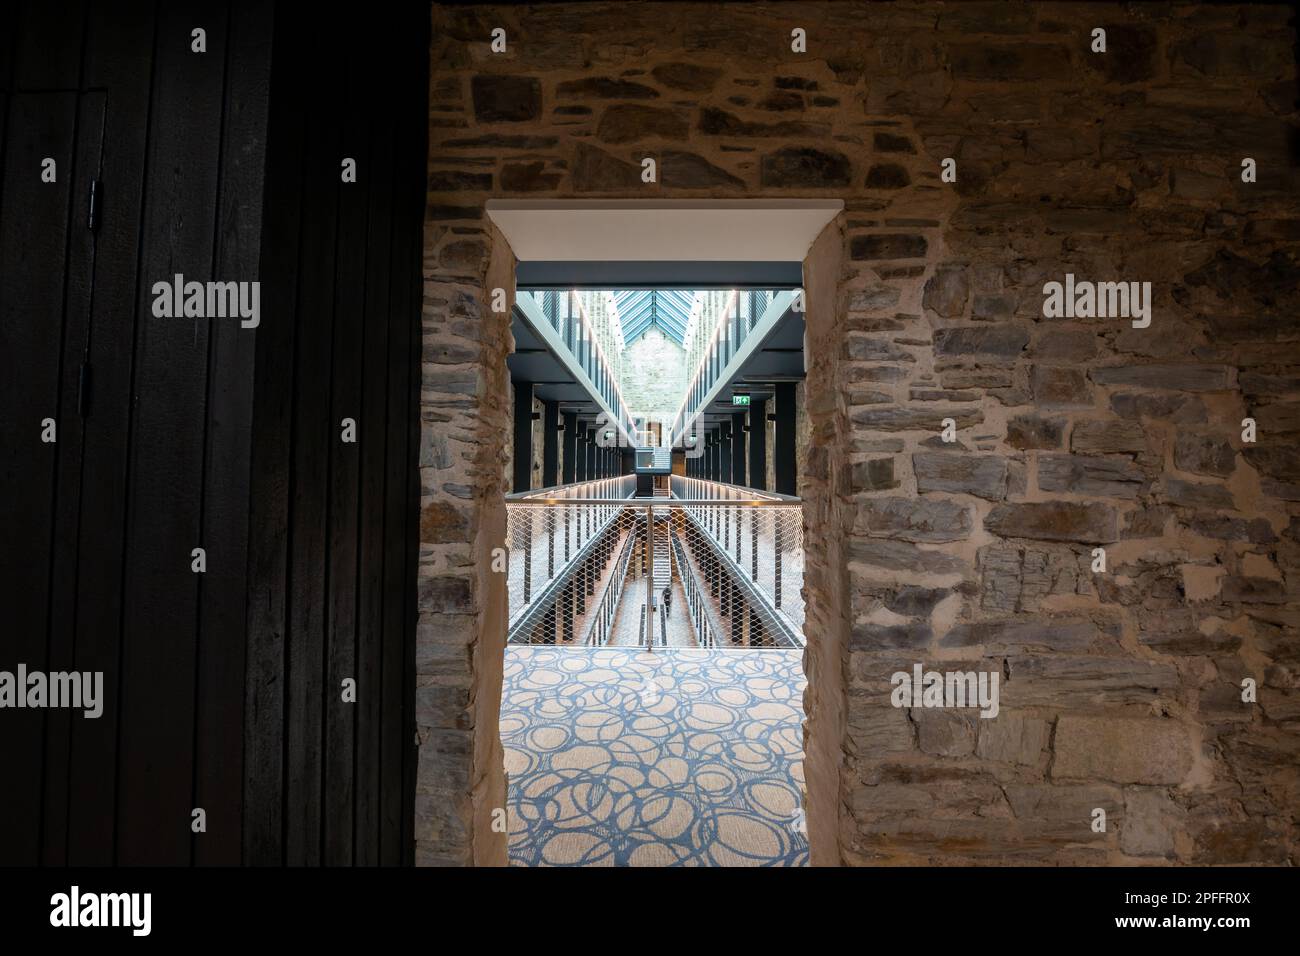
[{"left": 612, "top": 289, "right": 695, "bottom": 347}]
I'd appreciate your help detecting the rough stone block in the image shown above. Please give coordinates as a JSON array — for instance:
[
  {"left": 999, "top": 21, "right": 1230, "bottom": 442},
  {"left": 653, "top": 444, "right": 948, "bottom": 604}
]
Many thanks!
[
  {"left": 1037, "top": 454, "right": 1145, "bottom": 499},
  {"left": 845, "top": 333, "right": 916, "bottom": 363},
  {"left": 1007, "top": 414, "right": 1065, "bottom": 450},
  {"left": 976, "top": 713, "right": 1051, "bottom": 765},
  {"left": 499, "top": 161, "right": 563, "bottom": 192},
  {"left": 761, "top": 146, "right": 851, "bottom": 187},
  {"left": 1221, "top": 576, "right": 1289, "bottom": 604},
  {"left": 471, "top": 75, "right": 542, "bottom": 123},
  {"left": 596, "top": 104, "right": 687, "bottom": 143},
  {"left": 850, "top": 233, "right": 928, "bottom": 261},
  {"left": 421, "top": 500, "right": 470, "bottom": 543},
  {"left": 428, "top": 169, "right": 492, "bottom": 192},
  {"left": 850, "top": 405, "right": 982, "bottom": 432},
  {"left": 572, "top": 143, "right": 642, "bottom": 190},
  {"left": 418, "top": 573, "right": 475, "bottom": 614},
  {"left": 922, "top": 264, "right": 969, "bottom": 317},
  {"left": 850, "top": 621, "right": 933, "bottom": 650},
  {"left": 1004, "top": 783, "right": 1123, "bottom": 842},
  {"left": 1110, "top": 391, "right": 1207, "bottom": 423},
  {"left": 651, "top": 62, "right": 722, "bottom": 91},
  {"left": 556, "top": 76, "right": 658, "bottom": 99},
  {"left": 1070, "top": 420, "right": 1148, "bottom": 455},
  {"left": 1032, "top": 329, "right": 1098, "bottom": 363},
  {"left": 1032, "top": 365, "right": 1093, "bottom": 408},
  {"left": 971, "top": 293, "right": 1015, "bottom": 320},
  {"left": 873, "top": 131, "right": 915, "bottom": 153},
  {"left": 702, "top": 107, "right": 821, "bottom": 140},
  {"left": 884, "top": 585, "right": 951, "bottom": 617},
  {"left": 1174, "top": 432, "right": 1236, "bottom": 477},
  {"left": 913, "top": 451, "right": 1008, "bottom": 500},
  {"left": 846, "top": 705, "right": 915, "bottom": 756},
  {"left": 1244, "top": 445, "right": 1300, "bottom": 482},
  {"left": 1184, "top": 513, "right": 1275, "bottom": 544},
  {"left": 1008, "top": 656, "right": 1179, "bottom": 709},
  {"left": 848, "top": 286, "right": 902, "bottom": 312},
  {"left": 848, "top": 539, "right": 968, "bottom": 576},
  {"left": 985, "top": 501, "right": 1119, "bottom": 544},
  {"left": 850, "top": 457, "right": 898, "bottom": 492},
  {"left": 865, "top": 163, "right": 911, "bottom": 189},
  {"left": 858, "top": 496, "right": 973, "bottom": 543},
  {"left": 1164, "top": 478, "right": 1233, "bottom": 509},
  {"left": 1120, "top": 506, "right": 1169, "bottom": 539},
  {"left": 661, "top": 151, "right": 744, "bottom": 188},
  {"left": 933, "top": 324, "right": 1029, "bottom": 359},
  {"left": 1091, "top": 364, "right": 1233, "bottom": 392},
  {"left": 1053, "top": 716, "right": 1193, "bottom": 784},
  {"left": 1191, "top": 820, "right": 1292, "bottom": 864},
  {"left": 914, "top": 710, "right": 976, "bottom": 757},
  {"left": 942, "top": 617, "right": 1108, "bottom": 651}
]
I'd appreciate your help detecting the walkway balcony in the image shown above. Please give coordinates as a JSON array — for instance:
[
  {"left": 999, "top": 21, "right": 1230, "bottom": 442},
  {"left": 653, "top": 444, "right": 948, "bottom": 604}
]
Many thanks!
[{"left": 504, "top": 475, "right": 804, "bottom": 650}]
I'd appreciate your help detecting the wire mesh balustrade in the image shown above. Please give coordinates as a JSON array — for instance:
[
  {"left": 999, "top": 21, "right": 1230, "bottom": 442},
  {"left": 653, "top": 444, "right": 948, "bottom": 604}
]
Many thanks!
[
  {"left": 669, "top": 475, "right": 805, "bottom": 635},
  {"left": 504, "top": 479, "right": 804, "bottom": 650}
]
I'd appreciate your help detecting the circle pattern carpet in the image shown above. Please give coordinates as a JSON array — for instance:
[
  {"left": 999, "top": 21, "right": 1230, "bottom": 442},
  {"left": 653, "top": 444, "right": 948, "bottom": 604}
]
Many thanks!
[{"left": 501, "top": 646, "right": 809, "bottom": 867}]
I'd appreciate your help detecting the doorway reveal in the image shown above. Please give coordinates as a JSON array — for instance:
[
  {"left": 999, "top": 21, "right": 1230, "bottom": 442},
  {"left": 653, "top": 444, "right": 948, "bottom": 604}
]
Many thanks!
[{"left": 489, "top": 201, "right": 839, "bottom": 865}]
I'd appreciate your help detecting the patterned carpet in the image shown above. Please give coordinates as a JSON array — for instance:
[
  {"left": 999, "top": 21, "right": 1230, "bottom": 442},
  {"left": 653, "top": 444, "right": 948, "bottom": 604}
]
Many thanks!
[{"left": 501, "top": 646, "right": 809, "bottom": 867}]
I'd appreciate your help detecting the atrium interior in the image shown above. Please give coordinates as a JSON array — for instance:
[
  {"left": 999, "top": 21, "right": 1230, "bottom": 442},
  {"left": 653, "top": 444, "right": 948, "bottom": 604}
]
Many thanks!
[{"left": 502, "top": 282, "right": 811, "bottom": 865}]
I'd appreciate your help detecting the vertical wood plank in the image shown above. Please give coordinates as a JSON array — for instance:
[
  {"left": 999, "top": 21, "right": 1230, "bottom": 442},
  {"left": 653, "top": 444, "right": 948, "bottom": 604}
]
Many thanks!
[
  {"left": 41, "top": 89, "right": 106, "bottom": 865},
  {"left": 242, "top": 0, "right": 308, "bottom": 866},
  {"left": 115, "top": 0, "right": 226, "bottom": 865},
  {"left": 66, "top": 0, "right": 156, "bottom": 865},
  {"left": 283, "top": 12, "right": 343, "bottom": 866},
  {"left": 353, "top": 52, "right": 396, "bottom": 866},
  {"left": 323, "top": 32, "right": 371, "bottom": 866},
  {"left": 0, "top": 89, "right": 78, "bottom": 866},
  {"left": 193, "top": 0, "right": 271, "bottom": 866},
  {"left": 380, "top": 49, "right": 414, "bottom": 865}
]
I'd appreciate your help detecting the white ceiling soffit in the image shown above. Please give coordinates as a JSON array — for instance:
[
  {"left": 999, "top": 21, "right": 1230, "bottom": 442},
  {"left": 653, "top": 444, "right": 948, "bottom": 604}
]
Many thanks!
[{"left": 484, "top": 199, "right": 844, "bottom": 262}]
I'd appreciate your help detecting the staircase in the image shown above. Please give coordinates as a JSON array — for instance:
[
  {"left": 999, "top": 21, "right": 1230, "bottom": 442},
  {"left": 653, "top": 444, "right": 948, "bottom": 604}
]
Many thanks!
[
  {"left": 647, "top": 446, "right": 671, "bottom": 470},
  {"left": 650, "top": 516, "right": 672, "bottom": 610}
]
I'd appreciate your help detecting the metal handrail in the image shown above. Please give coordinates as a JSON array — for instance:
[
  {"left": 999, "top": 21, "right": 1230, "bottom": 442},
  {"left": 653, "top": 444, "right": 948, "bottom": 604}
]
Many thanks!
[
  {"left": 507, "top": 474, "right": 636, "bottom": 501},
  {"left": 670, "top": 474, "right": 800, "bottom": 503},
  {"left": 583, "top": 527, "right": 636, "bottom": 647},
  {"left": 671, "top": 529, "right": 717, "bottom": 649}
]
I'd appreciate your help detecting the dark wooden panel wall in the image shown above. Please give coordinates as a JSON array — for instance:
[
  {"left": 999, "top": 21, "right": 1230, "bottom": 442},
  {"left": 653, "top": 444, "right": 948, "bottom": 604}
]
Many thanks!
[
  {"left": 0, "top": 0, "right": 272, "bottom": 867},
  {"left": 243, "top": 2, "right": 427, "bottom": 867},
  {"left": 0, "top": 0, "right": 427, "bottom": 866}
]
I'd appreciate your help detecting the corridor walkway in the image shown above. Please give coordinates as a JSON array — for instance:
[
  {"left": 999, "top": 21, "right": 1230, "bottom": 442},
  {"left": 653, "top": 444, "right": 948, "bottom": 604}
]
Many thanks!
[
  {"left": 500, "top": 646, "right": 808, "bottom": 867},
  {"left": 605, "top": 572, "right": 696, "bottom": 648}
]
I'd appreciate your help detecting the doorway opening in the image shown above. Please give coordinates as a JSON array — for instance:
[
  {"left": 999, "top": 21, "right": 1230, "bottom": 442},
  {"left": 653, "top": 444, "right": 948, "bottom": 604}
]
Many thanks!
[{"left": 501, "top": 280, "right": 812, "bottom": 866}]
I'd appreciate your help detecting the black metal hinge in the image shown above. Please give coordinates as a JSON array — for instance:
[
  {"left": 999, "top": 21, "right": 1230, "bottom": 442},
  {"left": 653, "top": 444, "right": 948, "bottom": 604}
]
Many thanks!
[{"left": 87, "top": 178, "right": 101, "bottom": 233}]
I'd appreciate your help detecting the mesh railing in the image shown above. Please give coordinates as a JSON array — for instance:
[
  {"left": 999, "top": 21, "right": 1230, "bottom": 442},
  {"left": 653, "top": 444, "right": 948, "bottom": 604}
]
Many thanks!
[
  {"left": 670, "top": 475, "right": 805, "bottom": 634},
  {"left": 505, "top": 476, "right": 635, "bottom": 630},
  {"left": 504, "top": 482, "right": 804, "bottom": 650}
]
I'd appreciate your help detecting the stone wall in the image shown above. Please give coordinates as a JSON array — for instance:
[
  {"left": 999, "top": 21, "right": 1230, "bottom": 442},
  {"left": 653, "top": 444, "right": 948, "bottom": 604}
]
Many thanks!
[
  {"left": 423, "top": 1, "right": 1300, "bottom": 865},
  {"left": 619, "top": 328, "right": 689, "bottom": 427}
]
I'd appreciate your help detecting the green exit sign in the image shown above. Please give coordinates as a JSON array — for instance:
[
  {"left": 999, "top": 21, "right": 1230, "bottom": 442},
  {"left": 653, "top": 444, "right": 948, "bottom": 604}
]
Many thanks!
[{"left": 731, "top": 394, "right": 751, "bottom": 406}]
